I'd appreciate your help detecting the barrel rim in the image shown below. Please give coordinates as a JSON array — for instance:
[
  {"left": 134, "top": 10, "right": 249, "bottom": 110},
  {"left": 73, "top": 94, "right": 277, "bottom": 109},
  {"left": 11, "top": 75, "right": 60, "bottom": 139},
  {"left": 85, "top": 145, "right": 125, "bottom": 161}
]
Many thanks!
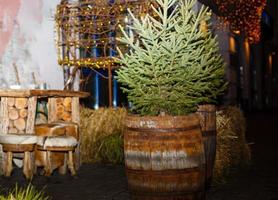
[
  {"left": 126, "top": 112, "right": 199, "bottom": 119},
  {"left": 125, "top": 113, "right": 201, "bottom": 129},
  {"left": 126, "top": 125, "right": 200, "bottom": 133}
]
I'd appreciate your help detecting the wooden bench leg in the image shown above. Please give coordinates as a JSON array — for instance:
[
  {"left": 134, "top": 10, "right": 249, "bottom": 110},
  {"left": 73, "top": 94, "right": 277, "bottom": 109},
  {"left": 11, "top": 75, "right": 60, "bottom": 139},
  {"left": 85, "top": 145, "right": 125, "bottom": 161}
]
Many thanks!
[
  {"left": 68, "top": 151, "right": 76, "bottom": 176},
  {"left": 59, "top": 153, "right": 67, "bottom": 175},
  {"left": 31, "top": 152, "right": 37, "bottom": 175},
  {"left": 4, "top": 152, "right": 13, "bottom": 177},
  {"left": 45, "top": 151, "right": 52, "bottom": 176},
  {"left": 23, "top": 151, "right": 33, "bottom": 180}
]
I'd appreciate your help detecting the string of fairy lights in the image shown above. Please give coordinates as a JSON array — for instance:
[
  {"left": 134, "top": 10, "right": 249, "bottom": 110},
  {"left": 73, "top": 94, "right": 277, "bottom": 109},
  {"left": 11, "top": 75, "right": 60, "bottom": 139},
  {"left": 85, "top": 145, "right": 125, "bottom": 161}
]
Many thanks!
[
  {"left": 215, "top": 0, "right": 267, "bottom": 43},
  {"left": 55, "top": 0, "right": 153, "bottom": 69}
]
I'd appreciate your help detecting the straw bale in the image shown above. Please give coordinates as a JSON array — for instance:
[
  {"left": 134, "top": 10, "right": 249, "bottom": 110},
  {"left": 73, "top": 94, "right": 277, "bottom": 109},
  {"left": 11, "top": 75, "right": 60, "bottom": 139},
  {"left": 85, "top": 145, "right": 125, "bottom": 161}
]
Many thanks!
[
  {"left": 80, "top": 106, "right": 250, "bottom": 174},
  {"left": 96, "top": 134, "right": 124, "bottom": 164},
  {"left": 213, "top": 106, "right": 251, "bottom": 183},
  {"left": 80, "top": 107, "right": 127, "bottom": 163}
]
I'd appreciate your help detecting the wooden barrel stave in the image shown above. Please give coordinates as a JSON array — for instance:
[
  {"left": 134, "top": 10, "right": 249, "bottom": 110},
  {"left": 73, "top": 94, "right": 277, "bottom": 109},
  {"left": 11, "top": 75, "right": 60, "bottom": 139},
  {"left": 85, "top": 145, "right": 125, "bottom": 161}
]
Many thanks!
[
  {"left": 197, "top": 104, "right": 216, "bottom": 188},
  {"left": 124, "top": 114, "right": 205, "bottom": 200}
]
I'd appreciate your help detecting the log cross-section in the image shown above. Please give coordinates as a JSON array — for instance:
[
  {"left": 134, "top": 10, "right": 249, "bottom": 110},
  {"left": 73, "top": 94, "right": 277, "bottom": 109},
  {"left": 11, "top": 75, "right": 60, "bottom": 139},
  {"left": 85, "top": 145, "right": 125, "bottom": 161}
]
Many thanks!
[
  {"left": 7, "top": 98, "right": 15, "bottom": 107},
  {"left": 19, "top": 109, "right": 28, "bottom": 118},
  {"left": 14, "top": 118, "right": 26, "bottom": 131},
  {"left": 8, "top": 108, "right": 19, "bottom": 120},
  {"left": 63, "top": 97, "right": 72, "bottom": 112},
  {"left": 15, "top": 98, "right": 28, "bottom": 109}
]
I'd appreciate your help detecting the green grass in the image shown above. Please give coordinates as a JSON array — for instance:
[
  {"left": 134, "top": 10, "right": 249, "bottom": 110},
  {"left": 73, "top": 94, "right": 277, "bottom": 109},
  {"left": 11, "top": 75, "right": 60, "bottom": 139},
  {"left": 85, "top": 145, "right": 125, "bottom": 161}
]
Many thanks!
[
  {"left": 96, "top": 133, "right": 124, "bottom": 164},
  {"left": 0, "top": 184, "right": 49, "bottom": 200}
]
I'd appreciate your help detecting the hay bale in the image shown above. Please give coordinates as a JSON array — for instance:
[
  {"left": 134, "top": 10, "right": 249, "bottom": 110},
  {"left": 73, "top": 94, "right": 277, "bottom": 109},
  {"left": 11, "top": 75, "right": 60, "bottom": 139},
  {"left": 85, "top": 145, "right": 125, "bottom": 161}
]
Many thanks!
[
  {"left": 213, "top": 106, "right": 251, "bottom": 183},
  {"left": 80, "top": 107, "right": 127, "bottom": 163},
  {"left": 96, "top": 134, "right": 124, "bottom": 164},
  {"left": 80, "top": 106, "right": 251, "bottom": 175}
]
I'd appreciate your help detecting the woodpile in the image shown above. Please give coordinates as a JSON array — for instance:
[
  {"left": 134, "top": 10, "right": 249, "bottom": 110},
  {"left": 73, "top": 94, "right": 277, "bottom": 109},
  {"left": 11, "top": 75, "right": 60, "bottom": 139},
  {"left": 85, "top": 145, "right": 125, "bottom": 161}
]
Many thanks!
[
  {"left": 54, "top": 97, "right": 72, "bottom": 122},
  {"left": 7, "top": 98, "right": 28, "bottom": 134}
]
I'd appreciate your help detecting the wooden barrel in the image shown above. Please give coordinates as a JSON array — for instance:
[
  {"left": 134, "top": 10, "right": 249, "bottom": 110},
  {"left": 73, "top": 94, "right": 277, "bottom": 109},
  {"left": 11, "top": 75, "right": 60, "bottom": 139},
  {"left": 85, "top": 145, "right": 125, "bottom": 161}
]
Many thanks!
[
  {"left": 197, "top": 104, "right": 216, "bottom": 189},
  {"left": 124, "top": 114, "right": 205, "bottom": 200}
]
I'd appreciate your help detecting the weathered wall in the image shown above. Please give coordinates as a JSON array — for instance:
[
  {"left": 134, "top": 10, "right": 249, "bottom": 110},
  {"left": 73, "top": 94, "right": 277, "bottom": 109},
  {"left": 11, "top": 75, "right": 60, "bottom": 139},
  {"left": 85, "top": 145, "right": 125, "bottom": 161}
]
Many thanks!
[{"left": 0, "top": 0, "right": 63, "bottom": 89}]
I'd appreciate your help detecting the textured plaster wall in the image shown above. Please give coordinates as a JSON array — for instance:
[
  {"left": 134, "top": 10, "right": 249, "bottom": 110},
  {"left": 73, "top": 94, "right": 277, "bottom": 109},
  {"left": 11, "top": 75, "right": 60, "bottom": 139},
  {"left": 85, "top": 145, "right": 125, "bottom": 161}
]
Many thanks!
[{"left": 0, "top": 0, "right": 63, "bottom": 89}]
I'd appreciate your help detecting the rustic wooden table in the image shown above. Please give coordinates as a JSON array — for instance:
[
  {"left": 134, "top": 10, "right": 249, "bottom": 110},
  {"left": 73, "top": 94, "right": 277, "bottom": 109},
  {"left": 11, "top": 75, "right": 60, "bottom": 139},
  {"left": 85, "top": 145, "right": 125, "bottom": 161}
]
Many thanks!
[{"left": 0, "top": 89, "right": 89, "bottom": 174}]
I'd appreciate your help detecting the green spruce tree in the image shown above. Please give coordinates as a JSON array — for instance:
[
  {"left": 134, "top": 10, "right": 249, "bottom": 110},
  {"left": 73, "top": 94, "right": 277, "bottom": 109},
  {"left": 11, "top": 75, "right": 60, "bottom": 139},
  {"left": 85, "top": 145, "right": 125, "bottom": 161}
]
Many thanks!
[{"left": 116, "top": 0, "right": 226, "bottom": 116}]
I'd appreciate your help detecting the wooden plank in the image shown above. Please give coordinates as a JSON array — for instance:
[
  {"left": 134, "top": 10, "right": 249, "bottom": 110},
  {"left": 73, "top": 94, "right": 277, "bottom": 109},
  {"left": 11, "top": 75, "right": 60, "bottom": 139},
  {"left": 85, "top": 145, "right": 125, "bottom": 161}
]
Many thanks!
[
  {"left": 0, "top": 98, "right": 9, "bottom": 175},
  {"left": 30, "top": 90, "right": 89, "bottom": 98},
  {"left": 21, "top": 97, "right": 36, "bottom": 175},
  {"left": 108, "top": 65, "right": 113, "bottom": 107},
  {"left": 71, "top": 97, "right": 81, "bottom": 169},
  {"left": 0, "top": 97, "right": 9, "bottom": 133},
  {"left": 71, "top": 97, "right": 80, "bottom": 124},
  {"left": 0, "top": 89, "right": 89, "bottom": 98},
  {"left": 48, "top": 98, "right": 58, "bottom": 123},
  {"left": 0, "top": 90, "right": 31, "bottom": 97},
  {"left": 25, "top": 97, "right": 37, "bottom": 134}
]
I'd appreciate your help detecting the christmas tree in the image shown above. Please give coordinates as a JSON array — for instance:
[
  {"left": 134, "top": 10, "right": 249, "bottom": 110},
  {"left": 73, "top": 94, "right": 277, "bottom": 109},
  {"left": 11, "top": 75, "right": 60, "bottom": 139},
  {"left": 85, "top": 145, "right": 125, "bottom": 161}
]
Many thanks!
[{"left": 116, "top": 0, "right": 226, "bottom": 116}]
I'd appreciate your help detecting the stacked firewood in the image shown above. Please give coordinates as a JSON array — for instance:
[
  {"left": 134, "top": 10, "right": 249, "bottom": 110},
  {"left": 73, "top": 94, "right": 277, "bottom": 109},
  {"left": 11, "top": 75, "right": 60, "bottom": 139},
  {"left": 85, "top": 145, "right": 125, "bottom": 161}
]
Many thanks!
[
  {"left": 55, "top": 97, "right": 72, "bottom": 122},
  {"left": 7, "top": 98, "right": 28, "bottom": 134}
]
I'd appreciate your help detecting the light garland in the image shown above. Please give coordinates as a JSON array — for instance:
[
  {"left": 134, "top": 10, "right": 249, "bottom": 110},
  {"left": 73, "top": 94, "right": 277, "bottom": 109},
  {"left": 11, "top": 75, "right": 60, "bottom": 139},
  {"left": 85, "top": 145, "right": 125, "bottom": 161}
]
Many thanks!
[
  {"left": 58, "top": 57, "right": 117, "bottom": 68},
  {"left": 55, "top": 0, "right": 153, "bottom": 69},
  {"left": 215, "top": 0, "right": 267, "bottom": 43}
]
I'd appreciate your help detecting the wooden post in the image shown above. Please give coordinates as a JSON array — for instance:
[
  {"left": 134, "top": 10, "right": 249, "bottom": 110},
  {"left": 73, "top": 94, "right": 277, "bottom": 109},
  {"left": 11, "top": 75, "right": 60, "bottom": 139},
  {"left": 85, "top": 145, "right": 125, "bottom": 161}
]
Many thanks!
[
  {"left": 0, "top": 98, "right": 9, "bottom": 175},
  {"left": 71, "top": 97, "right": 81, "bottom": 169},
  {"left": 63, "top": 65, "right": 71, "bottom": 90},
  {"left": 108, "top": 65, "right": 113, "bottom": 107},
  {"left": 26, "top": 97, "right": 37, "bottom": 134},
  {"left": 48, "top": 98, "right": 58, "bottom": 123},
  {"left": 25, "top": 97, "right": 37, "bottom": 173},
  {"left": 71, "top": 97, "right": 80, "bottom": 123},
  {"left": 0, "top": 98, "right": 9, "bottom": 133}
]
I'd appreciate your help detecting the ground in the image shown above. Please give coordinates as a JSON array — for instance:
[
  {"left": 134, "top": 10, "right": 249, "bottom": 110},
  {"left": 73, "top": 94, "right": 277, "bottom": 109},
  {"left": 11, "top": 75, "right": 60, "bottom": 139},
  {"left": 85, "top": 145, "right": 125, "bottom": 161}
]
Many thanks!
[
  {"left": 206, "top": 112, "right": 278, "bottom": 200},
  {"left": 0, "top": 111, "right": 278, "bottom": 200}
]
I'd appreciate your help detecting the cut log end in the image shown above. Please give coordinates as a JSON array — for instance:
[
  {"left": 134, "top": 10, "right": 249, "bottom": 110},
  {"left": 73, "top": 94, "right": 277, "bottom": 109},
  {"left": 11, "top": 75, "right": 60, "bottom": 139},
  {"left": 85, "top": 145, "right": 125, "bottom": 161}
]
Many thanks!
[
  {"left": 56, "top": 98, "right": 64, "bottom": 105},
  {"left": 7, "top": 98, "right": 15, "bottom": 107},
  {"left": 8, "top": 120, "right": 14, "bottom": 128},
  {"left": 9, "top": 127, "right": 18, "bottom": 134},
  {"left": 14, "top": 118, "right": 26, "bottom": 131},
  {"left": 62, "top": 111, "right": 72, "bottom": 122},
  {"left": 15, "top": 98, "right": 28, "bottom": 109},
  {"left": 8, "top": 108, "right": 19, "bottom": 120},
  {"left": 19, "top": 109, "right": 28, "bottom": 118},
  {"left": 63, "top": 97, "right": 72, "bottom": 112}
]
